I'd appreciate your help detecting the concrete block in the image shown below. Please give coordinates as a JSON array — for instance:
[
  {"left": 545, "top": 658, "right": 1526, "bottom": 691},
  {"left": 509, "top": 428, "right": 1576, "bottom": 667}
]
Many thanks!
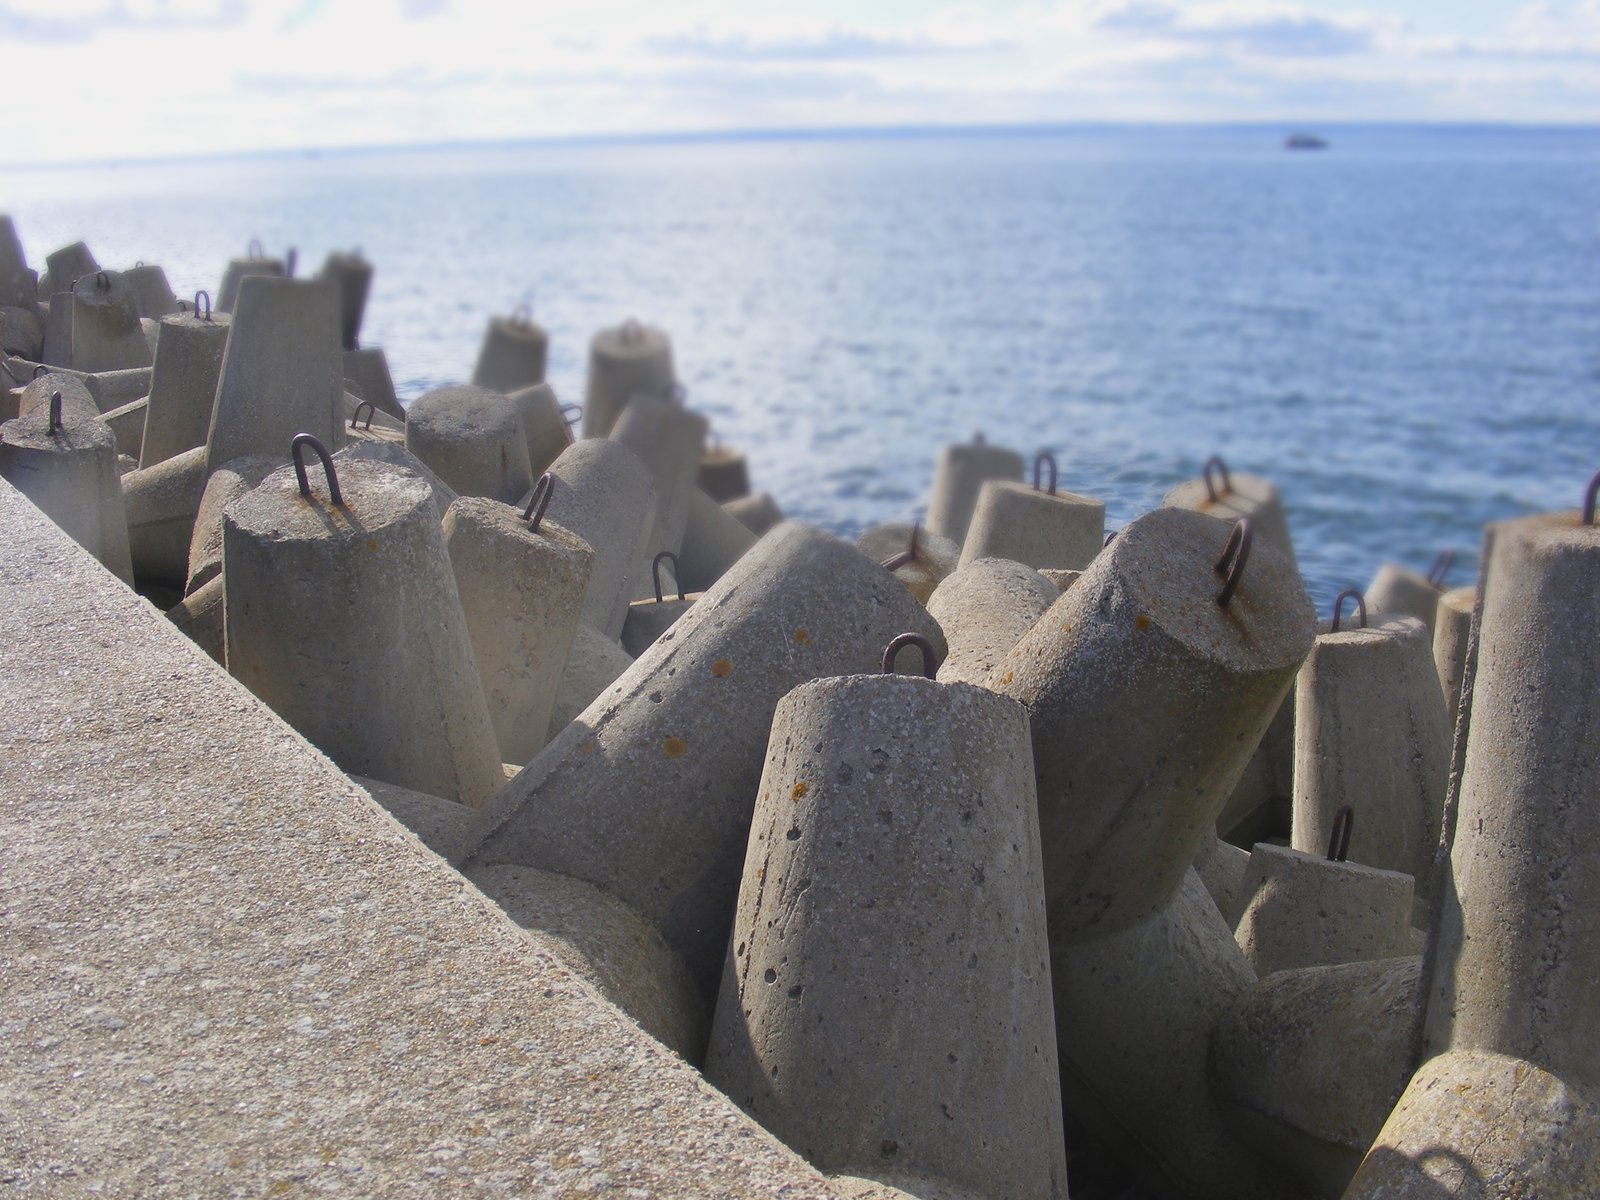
[
  {"left": 472, "top": 309, "right": 548, "bottom": 394},
  {"left": 405, "top": 384, "right": 533, "bottom": 503},
  {"left": 1163, "top": 459, "right": 1299, "bottom": 572},
  {"left": 706, "top": 672, "right": 1066, "bottom": 1200},
  {"left": 0, "top": 215, "right": 35, "bottom": 309},
  {"left": 1217, "top": 690, "right": 1295, "bottom": 841},
  {"left": 1432, "top": 584, "right": 1474, "bottom": 733},
  {"left": 505, "top": 380, "right": 572, "bottom": 476},
  {"left": 99, "top": 396, "right": 146, "bottom": 461},
  {"left": 185, "top": 454, "right": 279, "bottom": 594},
  {"left": 341, "top": 388, "right": 405, "bottom": 437},
  {"left": 925, "top": 557, "right": 1056, "bottom": 686},
  {"left": 44, "top": 241, "right": 99, "bottom": 297},
  {"left": 856, "top": 522, "right": 961, "bottom": 604},
  {"left": 40, "top": 292, "right": 72, "bottom": 366},
  {"left": 318, "top": 250, "right": 371, "bottom": 350},
  {"left": 548, "top": 622, "right": 634, "bottom": 741},
  {"left": 68, "top": 271, "right": 153, "bottom": 374},
  {"left": 1039, "top": 567, "right": 1081, "bottom": 592},
  {"left": 19, "top": 371, "right": 99, "bottom": 424},
  {"left": 677, "top": 487, "right": 757, "bottom": 593},
  {"left": 958, "top": 476, "right": 1105, "bottom": 572},
  {"left": 1364, "top": 562, "right": 1445, "bottom": 634},
  {"left": 925, "top": 436, "right": 1024, "bottom": 547},
  {"left": 139, "top": 305, "right": 231, "bottom": 469},
  {"left": 342, "top": 346, "right": 405, "bottom": 421},
  {"left": 123, "top": 263, "right": 179, "bottom": 319},
  {"left": 621, "top": 593, "right": 697, "bottom": 659},
  {"left": 724, "top": 490, "right": 784, "bottom": 537},
  {"left": 215, "top": 242, "right": 284, "bottom": 313},
  {"left": 350, "top": 774, "right": 477, "bottom": 866},
  {"left": 121, "top": 444, "right": 208, "bottom": 588},
  {"left": 1, "top": 304, "right": 42, "bottom": 360},
  {"left": 582, "top": 318, "right": 675, "bottom": 438},
  {"left": 80, "top": 365, "right": 151, "bottom": 412},
  {"left": 610, "top": 392, "right": 708, "bottom": 560},
  {"left": 166, "top": 572, "right": 224, "bottom": 664},
  {"left": 1194, "top": 832, "right": 1253, "bottom": 929},
  {"left": 698, "top": 444, "right": 750, "bottom": 502},
  {"left": 334, "top": 440, "right": 458, "bottom": 522}
]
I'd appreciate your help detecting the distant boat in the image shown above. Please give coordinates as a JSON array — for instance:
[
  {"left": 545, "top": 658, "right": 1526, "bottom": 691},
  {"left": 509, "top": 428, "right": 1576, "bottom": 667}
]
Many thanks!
[{"left": 1285, "top": 132, "right": 1328, "bottom": 151}]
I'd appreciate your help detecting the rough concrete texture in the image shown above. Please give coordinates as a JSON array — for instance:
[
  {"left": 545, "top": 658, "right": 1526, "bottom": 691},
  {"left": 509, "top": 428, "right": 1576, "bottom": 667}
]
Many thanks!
[
  {"left": 442, "top": 497, "right": 595, "bottom": 765},
  {"left": 925, "top": 556, "right": 1057, "bottom": 686},
  {"left": 333, "top": 440, "right": 457, "bottom": 522},
  {"left": 1431, "top": 585, "right": 1474, "bottom": 733},
  {"left": 99, "top": 395, "right": 146, "bottom": 461},
  {"left": 706, "top": 674, "right": 1066, "bottom": 1200},
  {"left": 140, "top": 317, "right": 161, "bottom": 360},
  {"left": 342, "top": 346, "right": 405, "bottom": 421},
  {"left": 1424, "top": 512, "right": 1600, "bottom": 1088},
  {"left": 0, "top": 404, "right": 131, "bottom": 584},
  {"left": 959, "top": 479, "right": 1105, "bottom": 571},
  {"left": 505, "top": 381, "right": 572, "bottom": 476},
  {"left": 0, "top": 215, "right": 34, "bottom": 309},
  {"left": 582, "top": 319, "right": 676, "bottom": 438},
  {"left": 68, "top": 270, "right": 153, "bottom": 374},
  {"left": 185, "top": 453, "right": 279, "bottom": 593},
  {"left": 466, "top": 523, "right": 947, "bottom": 1002},
  {"left": 167, "top": 572, "right": 224, "bottom": 663},
  {"left": 18, "top": 370, "right": 99, "bottom": 424},
  {"left": 1163, "top": 470, "right": 1299, "bottom": 572},
  {"left": 206, "top": 275, "right": 344, "bottom": 474},
  {"left": 621, "top": 594, "right": 699, "bottom": 658},
  {"left": 472, "top": 313, "right": 549, "bottom": 394},
  {"left": 540, "top": 438, "right": 659, "bottom": 639},
  {"left": 678, "top": 485, "right": 757, "bottom": 592},
  {"left": 1344, "top": 1050, "right": 1600, "bottom": 1198},
  {"left": 1211, "top": 956, "right": 1422, "bottom": 1198},
  {"left": 1194, "top": 833, "right": 1253, "bottom": 929},
  {"left": 123, "top": 263, "right": 179, "bottom": 319},
  {"left": 121, "top": 444, "right": 208, "bottom": 587},
  {"left": 1, "top": 303, "right": 42, "bottom": 359},
  {"left": 1364, "top": 562, "right": 1444, "bottom": 634},
  {"left": 40, "top": 293, "right": 73, "bottom": 366},
  {"left": 1217, "top": 689, "right": 1295, "bottom": 840},
  {"left": 224, "top": 458, "right": 504, "bottom": 808},
  {"left": 1290, "top": 614, "right": 1450, "bottom": 898},
  {"left": 611, "top": 392, "right": 709, "bottom": 560},
  {"left": 1039, "top": 567, "right": 1082, "bottom": 592},
  {"left": 724, "top": 490, "right": 784, "bottom": 537},
  {"left": 318, "top": 250, "right": 371, "bottom": 350},
  {"left": 405, "top": 384, "right": 533, "bottom": 504},
  {"left": 83, "top": 366, "right": 152, "bottom": 413},
  {"left": 44, "top": 241, "right": 99, "bottom": 298},
  {"left": 831, "top": 1177, "right": 982, "bottom": 1200},
  {"left": 469, "top": 863, "right": 708, "bottom": 1063},
  {"left": 0, "top": 472, "right": 855, "bottom": 1198},
  {"left": 1053, "top": 869, "right": 1312, "bottom": 1200},
  {"left": 139, "top": 308, "right": 230, "bottom": 469},
  {"left": 698, "top": 445, "right": 750, "bottom": 502},
  {"left": 1234, "top": 843, "right": 1414, "bottom": 976},
  {"left": 548, "top": 622, "right": 634, "bottom": 741},
  {"left": 214, "top": 249, "right": 284, "bottom": 313},
  {"left": 994, "top": 506, "right": 1314, "bottom": 943},
  {"left": 856, "top": 522, "right": 962, "bottom": 604},
  {"left": 351, "top": 774, "right": 477, "bottom": 865},
  {"left": 924, "top": 439, "right": 1024, "bottom": 546}
]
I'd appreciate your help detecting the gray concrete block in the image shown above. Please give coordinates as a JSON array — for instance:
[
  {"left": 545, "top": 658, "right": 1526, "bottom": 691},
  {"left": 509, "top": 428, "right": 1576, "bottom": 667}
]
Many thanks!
[
  {"left": 925, "top": 557, "right": 1056, "bottom": 686},
  {"left": 44, "top": 241, "right": 99, "bottom": 297},
  {"left": 40, "top": 291, "right": 72, "bottom": 366},
  {"left": 1194, "top": 832, "right": 1253, "bottom": 929},
  {"left": 318, "top": 250, "right": 371, "bottom": 350},
  {"left": 139, "top": 307, "right": 230, "bottom": 469},
  {"left": 215, "top": 245, "right": 284, "bottom": 313},
  {"left": 405, "top": 384, "right": 533, "bottom": 503},
  {"left": 0, "top": 215, "right": 35, "bottom": 309},
  {"left": 334, "top": 440, "right": 457, "bottom": 522},
  {"left": 505, "top": 380, "right": 572, "bottom": 476},
  {"left": 677, "top": 486, "right": 757, "bottom": 593},
  {"left": 1038, "top": 567, "right": 1081, "bottom": 592},
  {"left": 1432, "top": 584, "right": 1474, "bottom": 734},
  {"left": 166, "top": 571, "right": 224, "bottom": 663},
  {"left": 472, "top": 310, "right": 548, "bottom": 394},
  {"left": 123, "top": 263, "right": 179, "bottom": 319},
  {"left": 121, "top": 445, "right": 208, "bottom": 588},
  {"left": 342, "top": 346, "right": 405, "bottom": 421},
  {"left": 958, "top": 478, "right": 1105, "bottom": 572},
  {"left": 68, "top": 270, "right": 153, "bottom": 374},
  {"left": 0, "top": 303, "right": 42, "bottom": 360},
  {"left": 350, "top": 773, "right": 477, "bottom": 865},
  {"left": 1364, "top": 562, "right": 1444, "bottom": 634},
  {"left": 548, "top": 622, "right": 634, "bottom": 742},
  {"left": 620, "top": 593, "right": 698, "bottom": 658},
  {"left": 99, "top": 395, "right": 146, "bottom": 461},
  {"left": 185, "top": 454, "right": 279, "bottom": 594},
  {"left": 698, "top": 444, "right": 750, "bottom": 502},
  {"left": 610, "top": 392, "right": 708, "bottom": 560},
  {"left": 1164, "top": 464, "right": 1299, "bottom": 573},
  {"left": 724, "top": 490, "right": 784, "bottom": 537},
  {"left": 856, "top": 522, "right": 961, "bottom": 604},
  {"left": 582, "top": 319, "right": 675, "bottom": 438},
  {"left": 925, "top": 437, "right": 1024, "bottom": 547}
]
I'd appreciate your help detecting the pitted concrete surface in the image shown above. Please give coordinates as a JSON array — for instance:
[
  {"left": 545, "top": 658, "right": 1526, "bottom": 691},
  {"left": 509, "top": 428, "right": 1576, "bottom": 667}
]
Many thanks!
[{"left": 0, "top": 474, "right": 847, "bottom": 1198}]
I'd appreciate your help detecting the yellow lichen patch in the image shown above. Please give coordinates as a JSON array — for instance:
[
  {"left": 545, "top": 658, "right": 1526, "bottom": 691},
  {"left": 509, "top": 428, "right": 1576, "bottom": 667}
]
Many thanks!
[
  {"left": 1060, "top": 622, "right": 1072, "bottom": 632},
  {"left": 791, "top": 781, "right": 809, "bottom": 801},
  {"left": 366, "top": 538, "right": 379, "bottom": 552},
  {"left": 662, "top": 737, "right": 687, "bottom": 758},
  {"left": 793, "top": 627, "right": 812, "bottom": 646},
  {"left": 999, "top": 670, "right": 1014, "bottom": 686},
  {"left": 1135, "top": 614, "right": 1151, "bottom": 631},
  {"left": 710, "top": 658, "right": 733, "bottom": 678},
  {"left": 479, "top": 1036, "right": 499, "bottom": 1046},
  {"left": 580, "top": 739, "right": 595, "bottom": 754}
]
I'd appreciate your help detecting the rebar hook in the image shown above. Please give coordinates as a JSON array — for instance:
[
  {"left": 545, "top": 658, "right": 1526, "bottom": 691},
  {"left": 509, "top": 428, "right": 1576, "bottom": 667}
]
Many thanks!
[
  {"left": 881, "top": 632, "right": 937, "bottom": 679},
  {"left": 1033, "top": 451, "right": 1058, "bottom": 496},
  {"left": 1327, "top": 806, "right": 1355, "bottom": 862},
  {"left": 1215, "top": 518, "right": 1253, "bottom": 608},
  {"left": 1329, "top": 588, "right": 1367, "bottom": 632},
  {"left": 652, "top": 550, "right": 684, "bottom": 603},
  {"left": 349, "top": 401, "right": 375, "bottom": 431},
  {"left": 1202, "top": 455, "right": 1232, "bottom": 503},
  {"left": 523, "top": 472, "right": 554, "bottom": 532},
  {"left": 290, "top": 433, "right": 343, "bottom": 506}
]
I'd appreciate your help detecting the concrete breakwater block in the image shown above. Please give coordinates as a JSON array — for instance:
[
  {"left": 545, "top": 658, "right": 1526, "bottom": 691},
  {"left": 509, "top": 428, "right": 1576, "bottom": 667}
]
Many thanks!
[
  {"left": 223, "top": 446, "right": 503, "bottom": 807},
  {"left": 472, "top": 308, "right": 548, "bottom": 394},
  {"left": 16, "top": 370, "right": 98, "bottom": 424},
  {"left": 464, "top": 523, "right": 947, "bottom": 1001},
  {"left": 69, "top": 270, "right": 153, "bottom": 374},
  {"left": 334, "top": 440, "right": 458, "bottom": 522},
  {"left": 1431, "top": 584, "right": 1474, "bottom": 733},
  {"left": 1364, "top": 560, "right": 1446, "bottom": 634},
  {"left": 958, "top": 458, "right": 1105, "bottom": 571},
  {"left": 139, "top": 300, "right": 230, "bottom": 470},
  {"left": 677, "top": 486, "right": 756, "bottom": 593},
  {"left": 548, "top": 622, "right": 634, "bottom": 741},
  {"left": 1210, "top": 956, "right": 1424, "bottom": 1197},
  {"left": 184, "top": 454, "right": 279, "bottom": 593},
  {"left": 995, "top": 507, "right": 1315, "bottom": 942},
  {"left": 621, "top": 591, "right": 698, "bottom": 658},
  {"left": 318, "top": 250, "right": 371, "bottom": 351},
  {"left": 405, "top": 384, "right": 533, "bottom": 504},
  {"left": 1163, "top": 456, "right": 1298, "bottom": 572},
  {"left": 342, "top": 346, "right": 405, "bottom": 421},
  {"left": 214, "top": 240, "right": 284, "bottom": 313},
  {"left": 123, "top": 263, "right": 179, "bottom": 319},
  {"left": 924, "top": 435, "right": 1024, "bottom": 547},
  {"left": 1194, "top": 832, "right": 1253, "bottom": 929},
  {"left": 1424, "top": 502, "right": 1600, "bottom": 1087},
  {"left": 856, "top": 522, "right": 961, "bottom": 604},
  {"left": 0, "top": 215, "right": 35, "bottom": 309},
  {"left": 1, "top": 304, "right": 42, "bottom": 360},
  {"left": 698, "top": 444, "right": 749, "bottom": 502},
  {"left": 351, "top": 774, "right": 477, "bottom": 865},
  {"left": 724, "top": 490, "right": 784, "bottom": 537},
  {"left": 43, "top": 240, "right": 99, "bottom": 298},
  {"left": 582, "top": 318, "right": 675, "bottom": 438},
  {"left": 121, "top": 444, "right": 208, "bottom": 587},
  {"left": 925, "top": 556, "right": 1057, "bottom": 687},
  {"left": 610, "top": 391, "right": 708, "bottom": 560},
  {"left": 505, "top": 381, "right": 572, "bottom": 476},
  {"left": 442, "top": 491, "right": 594, "bottom": 766},
  {"left": 705, "top": 664, "right": 1066, "bottom": 1200},
  {"left": 167, "top": 572, "right": 224, "bottom": 663}
]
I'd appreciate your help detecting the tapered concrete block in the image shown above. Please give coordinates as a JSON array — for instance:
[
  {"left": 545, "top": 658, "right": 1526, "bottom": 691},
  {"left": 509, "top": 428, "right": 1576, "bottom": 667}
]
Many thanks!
[
  {"left": 1194, "top": 833, "right": 1253, "bottom": 929},
  {"left": 68, "top": 271, "right": 152, "bottom": 374},
  {"left": 121, "top": 444, "right": 208, "bottom": 587},
  {"left": 40, "top": 293, "right": 72, "bottom": 366},
  {"left": 724, "top": 491, "right": 783, "bottom": 538},
  {"left": 351, "top": 774, "right": 476, "bottom": 866},
  {"left": 856, "top": 522, "right": 960, "bottom": 604},
  {"left": 319, "top": 250, "right": 371, "bottom": 350},
  {"left": 342, "top": 347, "right": 405, "bottom": 421},
  {"left": 1, "top": 305, "right": 42, "bottom": 360},
  {"left": 958, "top": 478, "right": 1105, "bottom": 571},
  {"left": 1234, "top": 843, "right": 1414, "bottom": 976},
  {"left": 18, "top": 372, "right": 98, "bottom": 424},
  {"left": 1218, "top": 690, "right": 1295, "bottom": 841},
  {"left": 139, "top": 306, "right": 231, "bottom": 469},
  {"left": 677, "top": 487, "right": 756, "bottom": 593},
  {"left": 223, "top": 456, "right": 503, "bottom": 807},
  {"left": 185, "top": 454, "right": 278, "bottom": 593},
  {"left": 925, "top": 437, "right": 1024, "bottom": 546},
  {"left": 404, "top": 385, "right": 533, "bottom": 503},
  {"left": 505, "top": 381, "right": 571, "bottom": 476},
  {"left": 167, "top": 573, "right": 224, "bottom": 664},
  {"left": 697, "top": 445, "right": 749, "bottom": 503},
  {"left": 1164, "top": 460, "right": 1298, "bottom": 572},
  {"left": 215, "top": 244, "right": 284, "bottom": 313},
  {"left": 925, "top": 557, "right": 1056, "bottom": 686},
  {"left": 472, "top": 310, "right": 548, "bottom": 394},
  {"left": 610, "top": 392, "right": 708, "bottom": 560},
  {"left": 334, "top": 441, "right": 458, "bottom": 522},
  {"left": 442, "top": 496, "right": 594, "bottom": 766},
  {"left": 582, "top": 319, "right": 675, "bottom": 438},
  {"left": 206, "top": 276, "right": 344, "bottom": 473},
  {"left": 548, "top": 623, "right": 633, "bottom": 741},
  {"left": 995, "top": 506, "right": 1315, "bottom": 942},
  {"left": 1424, "top": 509, "right": 1600, "bottom": 1088},
  {"left": 621, "top": 593, "right": 698, "bottom": 658},
  {"left": 123, "top": 264, "right": 179, "bottom": 319},
  {"left": 1211, "top": 956, "right": 1423, "bottom": 1197},
  {"left": 1290, "top": 613, "right": 1450, "bottom": 898},
  {"left": 465, "top": 523, "right": 946, "bottom": 1000},
  {"left": 1364, "top": 563, "right": 1443, "bottom": 634},
  {"left": 99, "top": 396, "right": 146, "bottom": 460},
  {"left": 0, "top": 216, "right": 34, "bottom": 309},
  {"left": 706, "top": 672, "right": 1065, "bottom": 1200},
  {"left": 1432, "top": 585, "right": 1474, "bottom": 733},
  {"left": 44, "top": 242, "right": 99, "bottom": 298}
]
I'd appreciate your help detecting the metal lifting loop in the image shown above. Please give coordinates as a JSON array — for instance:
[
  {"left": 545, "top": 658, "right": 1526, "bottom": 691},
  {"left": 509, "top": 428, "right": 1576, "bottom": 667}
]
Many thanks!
[
  {"left": 32, "top": 364, "right": 48, "bottom": 379},
  {"left": 1329, "top": 588, "right": 1367, "bottom": 633},
  {"left": 349, "top": 401, "right": 376, "bottom": 431},
  {"left": 651, "top": 550, "right": 684, "bottom": 603},
  {"left": 195, "top": 290, "right": 212, "bottom": 322},
  {"left": 881, "top": 632, "right": 937, "bottom": 679},
  {"left": 47, "top": 391, "right": 63, "bottom": 436},
  {"left": 1427, "top": 550, "right": 1455, "bottom": 588},
  {"left": 1103, "top": 529, "right": 1118, "bottom": 548},
  {"left": 523, "top": 472, "right": 554, "bottom": 532},
  {"left": 559, "top": 403, "right": 582, "bottom": 426},
  {"left": 94, "top": 271, "right": 110, "bottom": 292},
  {"left": 1583, "top": 469, "right": 1600, "bottom": 526},
  {"left": 1033, "top": 451, "right": 1058, "bottom": 496},
  {"left": 290, "top": 433, "right": 343, "bottom": 506},
  {"left": 1215, "top": 517, "right": 1253, "bottom": 608},
  {"left": 880, "top": 522, "right": 920, "bottom": 573},
  {"left": 1202, "top": 455, "right": 1232, "bottom": 503},
  {"left": 1327, "top": 806, "right": 1355, "bottom": 862},
  {"left": 248, "top": 238, "right": 264, "bottom": 259}
]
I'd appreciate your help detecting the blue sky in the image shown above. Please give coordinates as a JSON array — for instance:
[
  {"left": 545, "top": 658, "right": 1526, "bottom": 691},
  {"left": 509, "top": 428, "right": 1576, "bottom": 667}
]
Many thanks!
[{"left": 4, "top": 0, "right": 1598, "bottom": 162}]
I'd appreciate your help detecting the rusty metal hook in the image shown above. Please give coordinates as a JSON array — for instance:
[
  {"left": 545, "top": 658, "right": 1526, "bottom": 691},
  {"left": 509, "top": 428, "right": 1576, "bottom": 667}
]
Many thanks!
[
  {"left": 880, "top": 522, "right": 920, "bottom": 572},
  {"left": 1033, "top": 451, "right": 1058, "bottom": 496},
  {"left": 349, "top": 401, "right": 375, "bottom": 431},
  {"left": 560, "top": 403, "right": 582, "bottom": 426},
  {"left": 94, "top": 271, "right": 109, "bottom": 292},
  {"left": 523, "top": 472, "right": 554, "bottom": 532},
  {"left": 1327, "top": 806, "right": 1355, "bottom": 862},
  {"left": 32, "top": 364, "right": 48, "bottom": 379},
  {"left": 194, "top": 290, "right": 212, "bottom": 322},
  {"left": 881, "top": 632, "right": 936, "bottom": 679},
  {"left": 1427, "top": 550, "right": 1454, "bottom": 588},
  {"left": 1583, "top": 469, "right": 1600, "bottom": 526},
  {"left": 1202, "top": 455, "right": 1232, "bottom": 503},
  {"left": 651, "top": 550, "right": 684, "bottom": 603},
  {"left": 47, "top": 390, "right": 63, "bottom": 435},
  {"left": 248, "top": 238, "right": 264, "bottom": 259},
  {"left": 1215, "top": 518, "right": 1253, "bottom": 608},
  {"left": 1329, "top": 588, "right": 1367, "bottom": 632},
  {"left": 290, "top": 433, "right": 343, "bottom": 506},
  {"left": 1103, "top": 529, "right": 1117, "bottom": 548}
]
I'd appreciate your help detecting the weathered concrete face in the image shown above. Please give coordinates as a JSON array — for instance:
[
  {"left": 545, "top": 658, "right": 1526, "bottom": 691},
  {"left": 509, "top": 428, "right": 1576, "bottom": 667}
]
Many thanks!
[
  {"left": 121, "top": 444, "right": 209, "bottom": 588},
  {"left": 333, "top": 441, "right": 457, "bottom": 523},
  {"left": 465, "top": 523, "right": 947, "bottom": 1001},
  {"left": 318, "top": 251, "right": 371, "bottom": 351},
  {"left": 139, "top": 308, "right": 231, "bottom": 469},
  {"left": 925, "top": 557, "right": 1057, "bottom": 687},
  {"left": 697, "top": 445, "right": 749, "bottom": 502},
  {"left": 44, "top": 241, "right": 99, "bottom": 298},
  {"left": 1234, "top": 843, "right": 1414, "bottom": 976},
  {"left": 0, "top": 216, "right": 35, "bottom": 310},
  {"left": 69, "top": 271, "right": 153, "bottom": 374},
  {"left": 206, "top": 276, "right": 344, "bottom": 474},
  {"left": 404, "top": 384, "right": 533, "bottom": 504},
  {"left": 166, "top": 571, "right": 224, "bottom": 662},
  {"left": 184, "top": 453, "right": 279, "bottom": 594},
  {"left": 724, "top": 490, "right": 784, "bottom": 538},
  {"left": 503, "top": 381, "right": 572, "bottom": 477},
  {"left": 995, "top": 506, "right": 1315, "bottom": 943},
  {"left": 0, "top": 404, "right": 131, "bottom": 584},
  {"left": 958, "top": 480, "right": 1105, "bottom": 572},
  {"left": 123, "top": 264, "right": 179, "bottom": 319},
  {"left": 1163, "top": 470, "right": 1299, "bottom": 572},
  {"left": 214, "top": 250, "right": 284, "bottom": 313},
  {"left": 610, "top": 393, "right": 708, "bottom": 560},
  {"left": 349, "top": 774, "right": 476, "bottom": 865},
  {"left": 1, "top": 304, "right": 43, "bottom": 360},
  {"left": 582, "top": 319, "right": 675, "bottom": 438},
  {"left": 472, "top": 314, "right": 549, "bottom": 394},
  {"left": 223, "top": 458, "right": 503, "bottom": 808},
  {"left": 1432, "top": 584, "right": 1474, "bottom": 734},
  {"left": 924, "top": 439, "right": 1024, "bottom": 547},
  {"left": 441, "top": 497, "right": 594, "bottom": 766},
  {"left": 1345, "top": 1049, "right": 1600, "bottom": 1198},
  {"left": 706, "top": 674, "right": 1066, "bottom": 1200},
  {"left": 548, "top": 622, "right": 634, "bottom": 742},
  {"left": 1290, "top": 614, "right": 1450, "bottom": 897},
  {"left": 856, "top": 523, "right": 961, "bottom": 604},
  {"left": 1364, "top": 562, "right": 1443, "bottom": 634},
  {"left": 342, "top": 347, "right": 405, "bottom": 421},
  {"left": 621, "top": 594, "right": 699, "bottom": 658},
  {"left": 1194, "top": 833, "right": 1253, "bottom": 928},
  {"left": 18, "top": 372, "right": 98, "bottom": 424},
  {"left": 677, "top": 486, "right": 756, "bottom": 593},
  {"left": 1425, "top": 511, "right": 1600, "bottom": 1089},
  {"left": 1210, "top": 956, "right": 1424, "bottom": 1198},
  {"left": 40, "top": 291, "right": 73, "bottom": 365}
]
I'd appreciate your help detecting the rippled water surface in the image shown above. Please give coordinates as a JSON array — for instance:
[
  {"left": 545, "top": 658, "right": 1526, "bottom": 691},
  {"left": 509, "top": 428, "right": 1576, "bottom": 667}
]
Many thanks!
[{"left": 6, "top": 125, "right": 1597, "bottom": 608}]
